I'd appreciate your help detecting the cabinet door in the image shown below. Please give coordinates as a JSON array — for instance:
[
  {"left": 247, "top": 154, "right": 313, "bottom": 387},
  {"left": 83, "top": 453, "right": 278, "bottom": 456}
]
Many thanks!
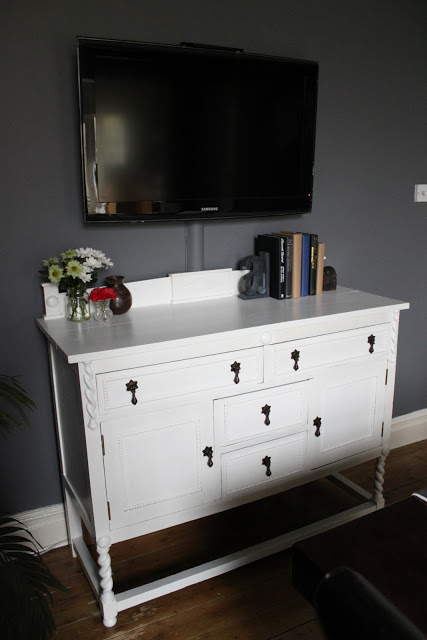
[
  {"left": 101, "top": 404, "right": 220, "bottom": 530},
  {"left": 308, "top": 360, "right": 387, "bottom": 469}
]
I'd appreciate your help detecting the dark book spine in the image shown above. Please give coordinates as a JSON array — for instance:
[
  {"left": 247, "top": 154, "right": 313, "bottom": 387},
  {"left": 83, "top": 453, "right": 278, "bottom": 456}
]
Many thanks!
[
  {"left": 269, "top": 234, "right": 287, "bottom": 299},
  {"left": 256, "top": 235, "right": 284, "bottom": 300},
  {"left": 284, "top": 235, "right": 293, "bottom": 299},
  {"left": 301, "top": 234, "right": 310, "bottom": 297},
  {"left": 309, "top": 234, "right": 318, "bottom": 295},
  {"left": 277, "top": 234, "right": 286, "bottom": 299}
]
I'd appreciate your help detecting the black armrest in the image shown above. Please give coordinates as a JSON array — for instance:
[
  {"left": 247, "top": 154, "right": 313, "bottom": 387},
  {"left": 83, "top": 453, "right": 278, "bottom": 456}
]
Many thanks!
[{"left": 314, "top": 567, "right": 426, "bottom": 640}]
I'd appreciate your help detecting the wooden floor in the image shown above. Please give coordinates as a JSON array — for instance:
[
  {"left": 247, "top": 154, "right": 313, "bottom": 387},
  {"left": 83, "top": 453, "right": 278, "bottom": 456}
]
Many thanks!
[{"left": 45, "top": 440, "right": 427, "bottom": 640}]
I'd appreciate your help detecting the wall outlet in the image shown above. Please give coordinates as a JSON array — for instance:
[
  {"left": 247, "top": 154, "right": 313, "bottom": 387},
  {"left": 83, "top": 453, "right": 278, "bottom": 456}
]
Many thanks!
[{"left": 414, "top": 184, "right": 427, "bottom": 202}]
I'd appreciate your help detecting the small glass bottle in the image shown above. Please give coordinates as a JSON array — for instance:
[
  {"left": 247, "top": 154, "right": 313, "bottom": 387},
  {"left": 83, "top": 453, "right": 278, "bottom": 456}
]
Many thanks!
[{"left": 94, "top": 299, "right": 114, "bottom": 325}]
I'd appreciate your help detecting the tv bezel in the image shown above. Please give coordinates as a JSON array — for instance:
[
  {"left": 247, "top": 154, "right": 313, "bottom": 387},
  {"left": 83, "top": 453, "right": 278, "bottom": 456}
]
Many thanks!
[{"left": 77, "top": 37, "right": 318, "bottom": 223}]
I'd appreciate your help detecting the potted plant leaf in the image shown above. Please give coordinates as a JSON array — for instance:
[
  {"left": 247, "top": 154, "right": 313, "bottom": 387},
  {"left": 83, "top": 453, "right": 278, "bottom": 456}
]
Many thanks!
[{"left": 0, "top": 374, "right": 66, "bottom": 639}]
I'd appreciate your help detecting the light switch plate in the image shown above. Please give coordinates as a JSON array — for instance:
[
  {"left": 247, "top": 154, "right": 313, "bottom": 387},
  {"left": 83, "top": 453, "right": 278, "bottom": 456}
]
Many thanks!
[{"left": 414, "top": 184, "right": 427, "bottom": 202}]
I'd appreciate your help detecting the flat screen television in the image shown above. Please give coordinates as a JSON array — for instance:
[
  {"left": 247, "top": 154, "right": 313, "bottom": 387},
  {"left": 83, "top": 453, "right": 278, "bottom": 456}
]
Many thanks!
[{"left": 77, "top": 37, "right": 318, "bottom": 223}]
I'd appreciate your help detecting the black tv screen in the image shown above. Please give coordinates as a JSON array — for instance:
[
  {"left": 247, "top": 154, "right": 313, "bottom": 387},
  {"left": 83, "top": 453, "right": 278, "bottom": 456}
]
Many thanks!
[{"left": 77, "top": 38, "right": 318, "bottom": 223}]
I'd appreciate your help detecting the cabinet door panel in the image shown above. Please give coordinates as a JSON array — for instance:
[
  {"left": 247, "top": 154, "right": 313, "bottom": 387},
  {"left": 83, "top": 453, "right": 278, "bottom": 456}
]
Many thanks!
[
  {"left": 215, "top": 382, "right": 308, "bottom": 446},
  {"left": 102, "top": 404, "right": 220, "bottom": 530},
  {"left": 309, "top": 360, "right": 387, "bottom": 469}
]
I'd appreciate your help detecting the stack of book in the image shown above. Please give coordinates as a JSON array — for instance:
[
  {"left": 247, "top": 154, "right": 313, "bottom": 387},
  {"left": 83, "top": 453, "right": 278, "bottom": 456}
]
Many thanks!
[{"left": 255, "top": 232, "right": 325, "bottom": 301}]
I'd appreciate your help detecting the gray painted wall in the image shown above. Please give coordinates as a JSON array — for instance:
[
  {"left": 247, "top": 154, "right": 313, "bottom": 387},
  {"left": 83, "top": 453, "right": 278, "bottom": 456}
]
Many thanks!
[{"left": 1, "top": 0, "right": 426, "bottom": 514}]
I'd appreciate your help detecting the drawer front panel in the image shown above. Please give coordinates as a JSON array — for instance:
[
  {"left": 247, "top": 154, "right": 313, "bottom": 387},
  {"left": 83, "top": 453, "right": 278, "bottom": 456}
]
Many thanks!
[
  {"left": 97, "top": 347, "right": 263, "bottom": 413},
  {"left": 268, "top": 324, "right": 390, "bottom": 379},
  {"left": 215, "top": 382, "right": 308, "bottom": 446},
  {"left": 222, "top": 432, "right": 307, "bottom": 497}
]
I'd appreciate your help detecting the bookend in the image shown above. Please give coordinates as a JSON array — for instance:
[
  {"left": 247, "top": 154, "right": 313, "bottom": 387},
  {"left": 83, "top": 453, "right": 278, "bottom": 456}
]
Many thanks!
[
  {"left": 323, "top": 266, "right": 337, "bottom": 291},
  {"left": 238, "top": 252, "right": 270, "bottom": 299}
]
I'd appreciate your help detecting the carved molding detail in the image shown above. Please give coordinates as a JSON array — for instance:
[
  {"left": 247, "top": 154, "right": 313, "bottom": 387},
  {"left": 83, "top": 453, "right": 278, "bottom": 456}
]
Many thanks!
[
  {"left": 389, "top": 311, "right": 399, "bottom": 362},
  {"left": 82, "top": 361, "right": 98, "bottom": 430}
]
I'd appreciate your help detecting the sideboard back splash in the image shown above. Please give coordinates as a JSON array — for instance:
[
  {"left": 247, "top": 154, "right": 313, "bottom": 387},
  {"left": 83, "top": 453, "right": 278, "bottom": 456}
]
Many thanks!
[{"left": 41, "top": 268, "right": 247, "bottom": 319}]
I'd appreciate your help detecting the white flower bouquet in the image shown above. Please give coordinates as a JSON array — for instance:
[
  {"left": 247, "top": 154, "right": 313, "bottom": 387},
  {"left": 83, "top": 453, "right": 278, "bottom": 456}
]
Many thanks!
[
  {"left": 40, "top": 248, "right": 114, "bottom": 321},
  {"left": 40, "top": 247, "right": 113, "bottom": 291}
]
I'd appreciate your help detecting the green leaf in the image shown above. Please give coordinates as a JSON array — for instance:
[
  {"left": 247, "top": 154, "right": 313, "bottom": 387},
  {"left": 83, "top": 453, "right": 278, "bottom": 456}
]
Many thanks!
[
  {"left": 0, "top": 374, "right": 36, "bottom": 437},
  {"left": 0, "top": 516, "right": 67, "bottom": 639}
]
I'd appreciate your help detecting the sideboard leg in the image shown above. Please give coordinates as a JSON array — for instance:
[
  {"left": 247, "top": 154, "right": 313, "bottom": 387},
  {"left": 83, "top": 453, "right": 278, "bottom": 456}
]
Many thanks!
[
  {"left": 96, "top": 535, "right": 118, "bottom": 627},
  {"left": 373, "top": 449, "right": 388, "bottom": 508},
  {"left": 63, "top": 486, "right": 82, "bottom": 558}
]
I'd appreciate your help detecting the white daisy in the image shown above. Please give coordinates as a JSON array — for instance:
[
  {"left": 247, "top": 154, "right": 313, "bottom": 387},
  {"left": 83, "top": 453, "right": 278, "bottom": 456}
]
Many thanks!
[
  {"left": 79, "top": 266, "right": 93, "bottom": 283},
  {"left": 84, "top": 256, "right": 103, "bottom": 269},
  {"left": 75, "top": 247, "right": 94, "bottom": 258}
]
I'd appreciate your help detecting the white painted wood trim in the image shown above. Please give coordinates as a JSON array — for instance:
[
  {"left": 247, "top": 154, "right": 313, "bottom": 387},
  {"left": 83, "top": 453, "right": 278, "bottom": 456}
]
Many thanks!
[
  {"left": 13, "top": 503, "right": 68, "bottom": 552},
  {"left": 41, "top": 268, "right": 248, "bottom": 317},
  {"left": 116, "top": 500, "right": 378, "bottom": 611},
  {"left": 390, "top": 408, "right": 427, "bottom": 449},
  {"left": 13, "top": 409, "right": 425, "bottom": 551},
  {"left": 170, "top": 268, "right": 234, "bottom": 303}
]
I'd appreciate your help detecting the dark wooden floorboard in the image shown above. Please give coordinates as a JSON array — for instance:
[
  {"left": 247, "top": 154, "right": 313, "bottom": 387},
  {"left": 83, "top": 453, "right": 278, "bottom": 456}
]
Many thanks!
[{"left": 45, "top": 440, "right": 427, "bottom": 640}]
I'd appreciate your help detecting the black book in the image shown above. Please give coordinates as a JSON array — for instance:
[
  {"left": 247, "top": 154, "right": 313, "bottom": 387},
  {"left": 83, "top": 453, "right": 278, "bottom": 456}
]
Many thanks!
[
  {"left": 271, "top": 233, "right": 293, "bottom": 299},
  {"left": 283, "top": 234, "right": 293, "bottom": 299},
  {"left": 309, "top": 234, "right": 319, "bottom": 295},
  {"left": 256, "top": 234, "right": 285, "bottom": 300}
]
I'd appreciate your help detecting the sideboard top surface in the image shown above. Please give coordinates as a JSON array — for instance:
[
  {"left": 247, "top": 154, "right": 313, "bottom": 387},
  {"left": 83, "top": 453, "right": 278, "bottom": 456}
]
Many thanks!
[{"left": 36, "top": 287, "right": 408, "bottom": 364}]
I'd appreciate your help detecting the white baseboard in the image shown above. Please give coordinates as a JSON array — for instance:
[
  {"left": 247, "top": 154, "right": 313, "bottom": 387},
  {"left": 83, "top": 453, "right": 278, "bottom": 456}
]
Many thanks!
[
  {"left": 14, "top": 503, "right": 68, "bottom": 552},
  {"left": 390, "top": 408, "right": 427, "bottom": 450},
  {"left": 13, "top": 409, "right": 427, "bottom": 551}
]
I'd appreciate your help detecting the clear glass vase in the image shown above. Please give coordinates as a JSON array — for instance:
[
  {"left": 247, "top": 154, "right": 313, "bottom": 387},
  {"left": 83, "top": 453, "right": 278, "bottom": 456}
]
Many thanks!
[
  {"left": 66, "top": 287, "right": 90, "bottom": 322},
  {"left": 94, "top": 299, "right": 113, "bottom": 325}
]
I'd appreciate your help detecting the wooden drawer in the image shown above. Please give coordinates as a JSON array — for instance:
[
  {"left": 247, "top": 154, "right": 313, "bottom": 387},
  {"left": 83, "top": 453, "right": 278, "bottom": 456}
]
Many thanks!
[
  {"left": 222, "top": 432, "right": 307, "bottom": 498},
  {"left": 267, "top": 324, "right": 390, "bottom": 379},
  {"left": 215, "top": 382, "right": 308, "bottom": 446},
  {"left": 96, "top": 347, "right": 263, "bottom": 414}
]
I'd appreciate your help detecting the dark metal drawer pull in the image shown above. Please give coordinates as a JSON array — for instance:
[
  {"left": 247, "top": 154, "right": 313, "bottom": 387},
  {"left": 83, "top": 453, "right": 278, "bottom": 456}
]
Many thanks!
[
  {"left": 231, "top": 361, "right": 241, "bottom": 384},
  {"left": 262, "top": 455, "right": 272, "bottom": 476},
  {"left": 291, "top": 349, "right": 300, "bottom": 371},
  {"left": 203, "top": 446, "right": 214, "bottom": 467},
  {"left": 314, "top": 416, "right": 322, "bottom": 437},
  {"left": 368, "top": 334, "right": 376, "bottom": 354},
  {"left": 261, "top": 404, "right": 271, "bottom": 425},
  {"left": 126, "top": 379, "right": 138, "bottom": 405}
]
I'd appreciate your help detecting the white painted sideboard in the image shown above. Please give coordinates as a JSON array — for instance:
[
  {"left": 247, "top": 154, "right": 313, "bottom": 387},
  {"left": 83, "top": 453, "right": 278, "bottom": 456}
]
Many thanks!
[{"left": 37, "top": 282, "right": 408, "bottom": 627}]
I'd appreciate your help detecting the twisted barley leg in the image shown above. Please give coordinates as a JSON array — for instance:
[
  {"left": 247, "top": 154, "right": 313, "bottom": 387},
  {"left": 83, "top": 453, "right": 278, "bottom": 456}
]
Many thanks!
[
  {"left": 373, "top": 449, "right": 388, "bottom": 508},
  {"left": 97, "top": 536, "right": 118, "bottom": 627}
]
